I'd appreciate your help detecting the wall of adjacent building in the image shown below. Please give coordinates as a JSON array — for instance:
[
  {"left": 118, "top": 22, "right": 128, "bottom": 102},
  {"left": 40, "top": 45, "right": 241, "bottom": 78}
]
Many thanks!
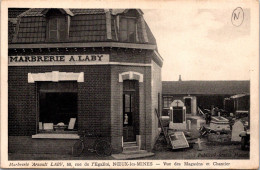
[{"left": 150, "top": 59, "right": 162, "bottom": 149}]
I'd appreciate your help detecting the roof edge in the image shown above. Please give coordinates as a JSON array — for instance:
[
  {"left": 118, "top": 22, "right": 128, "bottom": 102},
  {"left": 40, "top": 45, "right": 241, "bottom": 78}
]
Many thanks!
[{"left": 9, "top": 42, "right": 157, "bottom": 50}]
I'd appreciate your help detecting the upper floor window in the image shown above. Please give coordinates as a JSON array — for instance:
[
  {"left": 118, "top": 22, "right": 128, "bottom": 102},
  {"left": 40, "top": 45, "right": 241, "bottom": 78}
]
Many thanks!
[
  {"left": 48, "top": 16, "right": 66, "bottom": 42},
  {"left": 120, "top": 17, "right": 136, "bottom": 42}
]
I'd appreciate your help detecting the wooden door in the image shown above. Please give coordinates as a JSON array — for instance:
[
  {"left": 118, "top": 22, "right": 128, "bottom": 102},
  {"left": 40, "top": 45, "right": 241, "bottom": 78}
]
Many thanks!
[
  {"left": 123, "top": 80, "right": 139, "bottom": 142},
  {"left": 185, "top": 98, "right": 192, "bottom": 114}
]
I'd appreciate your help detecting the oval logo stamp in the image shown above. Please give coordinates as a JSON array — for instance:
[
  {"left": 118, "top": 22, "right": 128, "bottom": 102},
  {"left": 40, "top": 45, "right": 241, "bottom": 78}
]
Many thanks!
[{"left": 231, "top": 7, "right": 244, "bottom": 27}]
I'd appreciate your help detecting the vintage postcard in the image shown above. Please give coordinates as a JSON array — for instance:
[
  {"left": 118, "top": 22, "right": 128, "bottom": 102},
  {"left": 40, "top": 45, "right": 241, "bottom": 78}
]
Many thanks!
[{"left": 1, "top": 0, "right": 259, "bottom": 169}]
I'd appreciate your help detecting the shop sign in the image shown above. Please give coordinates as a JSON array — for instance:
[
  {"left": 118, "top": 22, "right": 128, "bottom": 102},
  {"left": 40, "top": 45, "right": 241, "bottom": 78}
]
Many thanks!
[{"left": 8, "top": 54, "right": 109, "bottom": 66}]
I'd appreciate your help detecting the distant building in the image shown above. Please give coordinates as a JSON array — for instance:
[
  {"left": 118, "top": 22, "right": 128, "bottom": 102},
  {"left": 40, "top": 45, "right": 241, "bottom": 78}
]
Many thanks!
[
  {"left": 162, "top": 79, "right": 250, "bottom": 116},
  {"left": 8, "top": 8, "right": 163, "bottom": 155},
  {"left": 224, "top": 93, "right": 250, "bottom": 114}
]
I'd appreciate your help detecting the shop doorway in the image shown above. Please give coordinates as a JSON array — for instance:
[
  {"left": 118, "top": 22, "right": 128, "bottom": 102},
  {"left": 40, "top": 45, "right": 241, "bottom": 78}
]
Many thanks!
[
  {"left": 184, "top": 98, "right": 191, "bottom": 114},
  {"left": 123, "top": 80, "right": 139, "bottom": 142}
]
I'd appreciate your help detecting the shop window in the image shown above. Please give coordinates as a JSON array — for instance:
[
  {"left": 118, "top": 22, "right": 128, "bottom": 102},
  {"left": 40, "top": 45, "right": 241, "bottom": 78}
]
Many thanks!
[
  {"left": 37, "top": 82, "right": 78, "bottom": 133},
  {"left": 48, "top": 16, "right": 66, "bottom": 42},
  {"left": 39, "top": 92, "right": 78, "bottom": 132},
  {"left": 120, "top": 17, "right": 136, "bottom": 42},
  {"left": 163, "top": 97, "right": 173, "bottom": 108}
]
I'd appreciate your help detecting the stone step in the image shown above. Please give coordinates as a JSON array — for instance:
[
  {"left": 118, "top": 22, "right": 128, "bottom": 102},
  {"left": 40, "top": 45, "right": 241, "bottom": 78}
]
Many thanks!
[
  {"left": 123, "top": 145, "right": 139, "bottom": 152},
  {"left": 122, "top": 150, "right": 147, "bottom": 155},
  {"left": 112, "top": 152, "right": 155, "bottom": 160},
  {"left": 123, "top": 142, "right": 137, "bottom": 147}
]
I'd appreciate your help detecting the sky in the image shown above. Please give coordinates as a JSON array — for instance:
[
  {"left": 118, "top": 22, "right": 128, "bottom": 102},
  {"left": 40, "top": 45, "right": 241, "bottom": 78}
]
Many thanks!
[{"left": 143, "top": 6, "right": 252, "bottom": 81}]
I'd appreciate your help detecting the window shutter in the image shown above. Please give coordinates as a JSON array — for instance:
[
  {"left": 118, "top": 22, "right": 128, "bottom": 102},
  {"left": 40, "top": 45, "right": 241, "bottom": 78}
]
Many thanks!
[
  {"left": 58, "top": 17, "right": 66, "bottom": 41},
  {"left": 120, "top": 18, "right": 128, "bottom": 42},
  {"left": 49, "top": 18, "right": 58, "bottom": 42},
  {"left": 128, "top": 18, "right": 135, "bottom": 42},
  {"left": 48, "top": 16, "right": 67, "bottom": 42}
]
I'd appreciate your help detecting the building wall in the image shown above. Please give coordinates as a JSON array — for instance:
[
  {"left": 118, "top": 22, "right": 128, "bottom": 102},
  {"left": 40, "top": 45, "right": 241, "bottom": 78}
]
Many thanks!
[
  {"left": 110, "top": 50, "right": 151, "bottom": 64},
  {"left": 8, "top": 65, "right": 111, "bottom": 153},
  {"left": 8, "top": 136, "right": 78, "bottom": 154},
  {"left": 8, "top": 48, "right": 162, "bottom": 154},
  {"left": 150, "top": 60, "right": 162, "bottom": 148},
  {"left": 110, "top": 65, "right": 152, "bottom": 152},
  {"left": 162, "top": 94, "right": 233, "bottom": 116},
  {"left": 8, "top": 66, "right": 37, "bottom": 136},
  {"left": 236, "top": 95, "right": 250, "bottom": 111}
]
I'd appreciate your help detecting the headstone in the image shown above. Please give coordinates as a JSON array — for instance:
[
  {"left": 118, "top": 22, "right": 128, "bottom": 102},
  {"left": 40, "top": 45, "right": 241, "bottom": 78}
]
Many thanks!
[
  {"left": 210, "top": 116, "right": 230, "bottom": 131},
  {"left": 196, "top": 120, "right": 201, "bottom": 130},
  {"left": 197, "top": 138, "right": 202, "bottom": 151},
  {"left": 39, "top": 122, "right": 43, "bottom": 130},
  {"left": 43, "top": 123, "right": 53, "bottom": 130},
  {"left": 231, "top": 121, "right": 244, "bottom": 141},
  {"left": 187, "top": 120, "right": 191, "bottom": 130},
  {"left": 68, "top": 118, "right": 76, "bottom": 130},
  {"left": 168, "top": 131, "right": 189, "bottom": 149},
  {"left": 169, "top": 100, "right": 186, "bottom": 130}
]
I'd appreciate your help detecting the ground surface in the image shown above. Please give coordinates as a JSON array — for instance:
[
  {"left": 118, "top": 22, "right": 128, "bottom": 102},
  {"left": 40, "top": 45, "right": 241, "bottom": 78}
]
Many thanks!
[{"left": 8, "top": 117, "right": 249, "bottom": 160}]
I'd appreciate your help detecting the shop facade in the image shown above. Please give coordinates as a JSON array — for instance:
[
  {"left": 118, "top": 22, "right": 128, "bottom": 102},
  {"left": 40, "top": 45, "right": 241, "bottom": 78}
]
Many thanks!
[{"left": 8, "top": 8, "right": 163, "bottom": 155}]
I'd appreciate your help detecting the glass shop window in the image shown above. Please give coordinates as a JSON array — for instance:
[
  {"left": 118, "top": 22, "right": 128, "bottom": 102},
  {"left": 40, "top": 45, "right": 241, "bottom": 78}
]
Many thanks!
[
  {"left": 38, "top": 82, "right": 78, "bottom": 133},
  {"left": 120, "top": 17, "right": 136, "bottom": 42},
  {"left": 163, "top": 97, "right": 173, "bottom": 108},
  {"left": 48, "top": 16, "right": 66, "bottom": 42}
]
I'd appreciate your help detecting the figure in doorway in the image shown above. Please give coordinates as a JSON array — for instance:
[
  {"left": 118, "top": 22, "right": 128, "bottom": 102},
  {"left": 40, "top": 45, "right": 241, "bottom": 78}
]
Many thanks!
[{"left": 124, "top": 113, "right": 129, "bottom": 126}]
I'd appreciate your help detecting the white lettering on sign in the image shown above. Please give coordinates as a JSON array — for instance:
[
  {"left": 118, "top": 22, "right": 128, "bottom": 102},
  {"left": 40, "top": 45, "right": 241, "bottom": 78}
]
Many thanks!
[{"left": 8, "top": 54, "right": 109, "bottom": 66}]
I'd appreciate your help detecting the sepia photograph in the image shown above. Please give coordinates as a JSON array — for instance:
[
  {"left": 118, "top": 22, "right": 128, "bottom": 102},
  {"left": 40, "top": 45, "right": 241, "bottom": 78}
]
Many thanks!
[{"left": 1, "top": 0, "right": 259, "bottom": 169}]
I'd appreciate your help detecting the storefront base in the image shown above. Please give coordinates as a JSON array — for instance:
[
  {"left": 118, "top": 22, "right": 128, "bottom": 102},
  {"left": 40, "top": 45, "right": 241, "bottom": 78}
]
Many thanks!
[
  {"left": 9, "top": 136, "right": 80, "bottom": 155},
  {"left": 9, "top": 136, "right": 124, "bottom": 155}
]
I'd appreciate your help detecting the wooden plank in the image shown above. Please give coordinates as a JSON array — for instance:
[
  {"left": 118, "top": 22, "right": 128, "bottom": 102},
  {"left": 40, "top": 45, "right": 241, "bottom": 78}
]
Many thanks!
[{"left": 155, "top": 108, "right": 169, "bottom": 145}]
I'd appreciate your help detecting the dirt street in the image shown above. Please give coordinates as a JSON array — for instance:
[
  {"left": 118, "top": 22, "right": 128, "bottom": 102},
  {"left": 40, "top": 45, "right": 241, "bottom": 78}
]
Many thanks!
[{"left": 8, "top": 117, "right": 249, "bottom": 160}]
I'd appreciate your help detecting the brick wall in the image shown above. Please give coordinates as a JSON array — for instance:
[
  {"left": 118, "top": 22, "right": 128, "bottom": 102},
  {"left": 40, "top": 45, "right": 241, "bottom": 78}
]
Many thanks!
[
  {"left": 8, "top": 67, "right": 37, "bottom": 136},
  {"left": 8, "top": 49, "right": 161, "bottom": 154},
  {"left": 8, "top": 136, "right": 78, "bottom": 154},
  {"left": 8, "top": 65, "right": 111, "bottom": 137},
  {"left": 150, "top": 60, "right": 162, "bottom": 149},
  {"left": 110, "top": 50, "right": 151, "bottom": 64}
]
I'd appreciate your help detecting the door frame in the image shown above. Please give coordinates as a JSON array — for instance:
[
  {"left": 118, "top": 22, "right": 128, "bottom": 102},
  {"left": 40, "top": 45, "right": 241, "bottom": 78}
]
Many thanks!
[
  {"left": 122, "top": 81, "right": 139, "bottom": 142},
  {"left": 117, "top": 71, "right": 144, "bottom": 147},
  {"left": 184, "top": 97, "right": 192, "bottom": 114}
]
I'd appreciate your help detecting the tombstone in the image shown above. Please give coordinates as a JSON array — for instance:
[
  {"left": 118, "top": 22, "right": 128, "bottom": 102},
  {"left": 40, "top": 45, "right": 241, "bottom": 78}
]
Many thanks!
[
  {"left": 210, "top": 116, "right": 230, "bottom": 131},
  {"left": 187, "top": 120, "right": 191, "bottom": 131},
  {"left": 231, "top": 121, "right": 244, "bottom": 141},
  {"left": 169, "top": 100, "right": 186, "bottom": 130}
]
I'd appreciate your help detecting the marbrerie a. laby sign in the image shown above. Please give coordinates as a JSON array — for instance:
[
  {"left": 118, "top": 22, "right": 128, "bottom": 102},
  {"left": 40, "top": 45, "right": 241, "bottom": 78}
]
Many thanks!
[{"left": 8, "top": 54, "right": 109, "bottom": 66}]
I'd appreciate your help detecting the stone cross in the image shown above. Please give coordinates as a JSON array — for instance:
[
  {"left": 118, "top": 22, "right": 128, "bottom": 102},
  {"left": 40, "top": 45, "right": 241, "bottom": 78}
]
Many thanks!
[{"left": 176, "top": 100, "right": 180, "bottom": 107}]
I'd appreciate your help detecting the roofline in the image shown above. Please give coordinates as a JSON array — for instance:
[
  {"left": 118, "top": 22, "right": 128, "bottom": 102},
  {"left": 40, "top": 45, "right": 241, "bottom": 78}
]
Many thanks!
[
  {"left": 8, "top": 42, "right": 157, "bottom": 50},
  {"left": 154, "top": 50, "right": 164, "bottom": 62},
  {"left": 230, "top": 93, "right": 250, "bottom": 99}
]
